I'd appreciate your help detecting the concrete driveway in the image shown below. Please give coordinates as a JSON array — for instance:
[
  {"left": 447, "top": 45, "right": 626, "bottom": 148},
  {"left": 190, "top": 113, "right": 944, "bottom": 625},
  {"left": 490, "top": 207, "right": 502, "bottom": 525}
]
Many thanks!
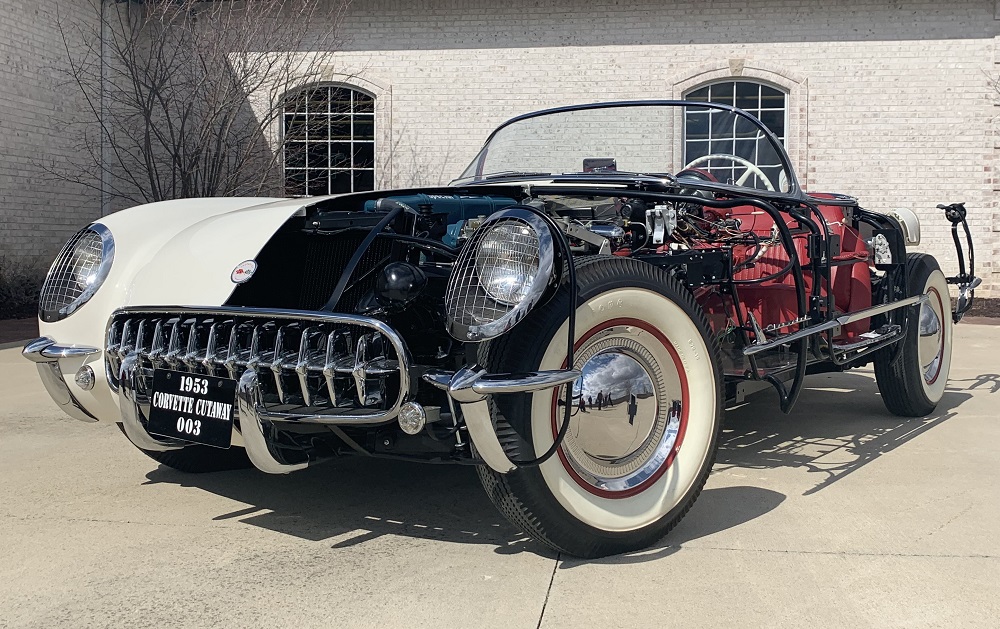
[{"left": 1, "top": 324, "right": 998, "bottom": 628}]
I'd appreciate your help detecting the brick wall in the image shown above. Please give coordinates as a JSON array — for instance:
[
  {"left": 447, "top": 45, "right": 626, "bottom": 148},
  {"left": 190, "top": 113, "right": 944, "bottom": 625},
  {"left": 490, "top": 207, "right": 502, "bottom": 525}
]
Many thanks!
[
  {"left": 321, "top": 0, "right": 1000, "bottom": 296},
  {"left": 2, "top": 0, "right": 998, "bottom": 299},
  {"left": 0, "top": 0, "right": 101, "bottom": 267}
]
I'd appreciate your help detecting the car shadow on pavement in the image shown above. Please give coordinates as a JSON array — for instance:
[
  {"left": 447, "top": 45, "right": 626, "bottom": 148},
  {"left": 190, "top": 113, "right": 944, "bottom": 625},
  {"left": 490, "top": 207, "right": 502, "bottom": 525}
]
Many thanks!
[
  {"left": 949, "top": 373, "right": 1000, "bottom": 394},
  {"left": 145, "top": 457, "right": 784, "bottom": 559},
  {"left": 716, "top": 370, "right": 971, "bottom": 497},
  {"left": 141, "top": 369, "right": 972, "bottom": 559}
]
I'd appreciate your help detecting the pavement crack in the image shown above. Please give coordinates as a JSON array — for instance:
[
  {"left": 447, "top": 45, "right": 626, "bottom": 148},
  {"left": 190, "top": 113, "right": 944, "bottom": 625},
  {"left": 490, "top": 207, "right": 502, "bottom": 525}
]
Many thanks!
[
  {"left": 921, "top": 503, "right": 976, "bottom": 541},
  {"left": 535, "top": 552, "right": 559, "bottom": 629}
]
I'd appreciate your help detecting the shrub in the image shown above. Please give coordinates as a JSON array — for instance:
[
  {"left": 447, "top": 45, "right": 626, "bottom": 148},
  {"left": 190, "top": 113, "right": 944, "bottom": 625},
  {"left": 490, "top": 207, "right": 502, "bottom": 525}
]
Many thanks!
[{"left": 0, "top": 256, "right": 45, "bottom": 319}]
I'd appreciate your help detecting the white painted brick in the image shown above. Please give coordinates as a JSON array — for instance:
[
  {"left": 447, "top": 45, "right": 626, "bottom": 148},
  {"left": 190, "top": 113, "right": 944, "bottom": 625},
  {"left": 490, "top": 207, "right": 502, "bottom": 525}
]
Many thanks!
[
  {"left": 2, "top": 0, "right": 999, "bottom": 299},
  {"left": 0, "top": 0, "right": 101, "bottom": 265}
]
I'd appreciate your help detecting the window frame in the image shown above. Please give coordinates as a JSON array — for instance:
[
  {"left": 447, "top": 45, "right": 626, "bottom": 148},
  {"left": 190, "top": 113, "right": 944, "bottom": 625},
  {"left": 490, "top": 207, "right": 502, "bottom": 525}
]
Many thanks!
[
  {"left": 682, "top": 80, "right": 789, "bottom": 190},
  {"left": 281, "top": 83, "right": 378, "bottom": 197}
]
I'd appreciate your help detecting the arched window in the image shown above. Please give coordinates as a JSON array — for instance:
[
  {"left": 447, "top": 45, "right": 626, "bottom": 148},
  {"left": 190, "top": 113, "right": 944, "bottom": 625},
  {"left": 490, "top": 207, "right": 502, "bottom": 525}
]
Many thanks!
[
  {"left": 283, "top": 85, "right": 376, "bottom": 196},
  {"left": 684, "top": 81, "right": 787, "bottom": 189}
]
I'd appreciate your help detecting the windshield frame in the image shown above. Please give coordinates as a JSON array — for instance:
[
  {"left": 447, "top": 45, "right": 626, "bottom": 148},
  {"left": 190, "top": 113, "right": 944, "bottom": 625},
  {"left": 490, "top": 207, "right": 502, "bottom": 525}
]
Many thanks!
[{"left": 452, "top": 99, "right": 802, "bottom": 199}]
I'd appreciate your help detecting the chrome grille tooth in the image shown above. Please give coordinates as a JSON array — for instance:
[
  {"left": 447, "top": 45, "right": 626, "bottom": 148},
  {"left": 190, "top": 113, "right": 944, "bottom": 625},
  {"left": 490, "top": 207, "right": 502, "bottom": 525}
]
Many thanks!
[
  {"left": 201, "top": 321, "right": 218, "bottom": 376},
  {"left": 120, "top": 318, "right": 134, "bottom": 358},
  {"left": 106, "top": 320, "right": 123, "bottom": 377},
  {"left": 135, "top": 319, "right": 147, "bottom": 355},
  {"left": 147, "top": 320, "right": 164, "bottom": 367},
  {"left": 271, "top": 323, "right": 301, "bottom": 404},
  {"left": 323, "top": 329, "right": 353, "bottom": 407},
  {"left": 250, "top": 321, "right": 278, "bottom": 371},
  {"left": 296, "top": 326, "right": 324, "bottom": 407},
  {"left": 164, "top": 318, "right": 182, "bottom": 367},
  {"left": 210, "top": 320, "right": 235, "bottom": 374},
  {"left": 247, "top": 323, "right": 262, "bottom": 371},
  {"left": 106, "top": 320, "right": 122, "bottom": 355},
  {"left": 225, "top": 321, "right": 255, "bottom": 379},
  {"left": 182, "top": 317, "right": 204, "bottom": 370}
]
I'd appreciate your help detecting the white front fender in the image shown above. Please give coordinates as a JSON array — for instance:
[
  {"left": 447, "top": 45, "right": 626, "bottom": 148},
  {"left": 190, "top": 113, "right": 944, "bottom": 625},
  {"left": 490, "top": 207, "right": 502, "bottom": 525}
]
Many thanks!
[{"left": 37, "top": 196, "right": 314, "bottom": 422}]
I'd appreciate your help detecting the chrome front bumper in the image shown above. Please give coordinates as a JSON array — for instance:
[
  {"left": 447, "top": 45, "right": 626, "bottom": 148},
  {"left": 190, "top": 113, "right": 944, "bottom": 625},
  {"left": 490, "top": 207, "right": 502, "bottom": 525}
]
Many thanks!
[
  {"left": 25, "top": 337, "right": 581, "bottom": 476},
  {"left": 423, "top": 366, "right": 581, "bottom": 473},
  {"left": 22, "top": 337, "right": 101, "bottom": 422}
]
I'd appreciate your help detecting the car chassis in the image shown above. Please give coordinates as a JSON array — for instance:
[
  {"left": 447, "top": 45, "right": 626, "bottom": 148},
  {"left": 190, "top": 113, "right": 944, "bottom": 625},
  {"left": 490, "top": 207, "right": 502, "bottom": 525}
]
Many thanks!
[{"left": 24, "top": 101, "right": 981, "bottom": 557}]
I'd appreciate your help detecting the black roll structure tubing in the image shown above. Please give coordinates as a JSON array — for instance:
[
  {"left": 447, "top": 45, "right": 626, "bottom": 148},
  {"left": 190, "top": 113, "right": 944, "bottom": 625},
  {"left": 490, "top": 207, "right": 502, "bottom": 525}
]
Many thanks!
[{"left": 529, "top": 186, "right": 809, "bottom": 413}]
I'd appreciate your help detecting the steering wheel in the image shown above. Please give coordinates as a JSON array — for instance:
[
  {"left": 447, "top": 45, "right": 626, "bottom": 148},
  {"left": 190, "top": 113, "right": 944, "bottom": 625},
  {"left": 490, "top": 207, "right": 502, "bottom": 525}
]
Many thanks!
[{"left": 682, "top": 154, "right": 776, "bottom": 191}]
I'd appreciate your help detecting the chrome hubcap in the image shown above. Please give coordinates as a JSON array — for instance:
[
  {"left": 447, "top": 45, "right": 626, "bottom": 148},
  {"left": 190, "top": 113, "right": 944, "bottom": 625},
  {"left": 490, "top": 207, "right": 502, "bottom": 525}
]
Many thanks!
[
  {"left": 918, "top": 290, "right": 944, "bottom": 384},
  {"left": 560, "top": 326, "right": 681, "bottom": 494}
]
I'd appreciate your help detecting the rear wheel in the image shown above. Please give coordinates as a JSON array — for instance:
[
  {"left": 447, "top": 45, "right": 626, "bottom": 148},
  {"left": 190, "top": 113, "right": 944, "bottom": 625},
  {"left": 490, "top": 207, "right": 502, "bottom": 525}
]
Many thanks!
[
  {"left": 874, "top": 253, "right": 953, "bottom": 417},
  {"left": 477, "top": 257, "right": 722, "bottom": 558}
]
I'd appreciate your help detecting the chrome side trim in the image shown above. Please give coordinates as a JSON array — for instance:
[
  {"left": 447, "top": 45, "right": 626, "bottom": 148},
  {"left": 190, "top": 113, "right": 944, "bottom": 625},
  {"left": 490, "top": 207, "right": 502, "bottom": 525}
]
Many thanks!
[
  {"left": 22, "top": 337, "right": 100, "bottom": 422},
  {"left": 744, "top": 295, "right": 927, "bottom": 356},
  {"left": 422, "top": 365, "right": 581, "bottom": 473},
  {"left": 118, "top": 353, "right": 184, "bottom": 452}
]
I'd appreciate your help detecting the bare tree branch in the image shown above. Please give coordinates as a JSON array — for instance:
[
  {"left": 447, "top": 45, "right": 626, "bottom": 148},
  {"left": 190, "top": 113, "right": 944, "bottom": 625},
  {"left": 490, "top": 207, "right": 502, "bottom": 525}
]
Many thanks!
[{"left": 48, "top": 0, "right": 349, "bottom": 207}]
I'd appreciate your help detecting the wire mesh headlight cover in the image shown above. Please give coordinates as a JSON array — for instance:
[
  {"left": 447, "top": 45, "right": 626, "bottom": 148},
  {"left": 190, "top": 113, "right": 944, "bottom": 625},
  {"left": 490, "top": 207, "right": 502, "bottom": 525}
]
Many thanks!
[
  {"left": 445, "top": 208, "right": 557, "bottom": 341},
  {"left": 39, "top": 224, "right": 115, "bottom": 323}
]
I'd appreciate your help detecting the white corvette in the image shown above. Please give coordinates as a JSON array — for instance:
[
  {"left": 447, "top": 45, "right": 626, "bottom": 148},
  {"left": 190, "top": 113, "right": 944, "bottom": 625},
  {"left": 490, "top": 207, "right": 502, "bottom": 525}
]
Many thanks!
[{"left": 24, "top": 101, "right": 979, "bottom": 558}]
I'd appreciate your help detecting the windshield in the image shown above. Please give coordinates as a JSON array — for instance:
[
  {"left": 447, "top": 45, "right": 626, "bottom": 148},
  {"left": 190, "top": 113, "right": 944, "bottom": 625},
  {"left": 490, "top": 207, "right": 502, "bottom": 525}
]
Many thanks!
[{"left": 455, "top": 101, "right": 794, "bottom": 193}]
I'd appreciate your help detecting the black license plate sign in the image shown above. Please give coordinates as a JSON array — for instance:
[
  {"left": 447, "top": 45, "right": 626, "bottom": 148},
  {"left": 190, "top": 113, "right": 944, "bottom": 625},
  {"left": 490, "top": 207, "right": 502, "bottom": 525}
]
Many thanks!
[{"left": 147, "top": 370, "right": 237, "bottom": 448}]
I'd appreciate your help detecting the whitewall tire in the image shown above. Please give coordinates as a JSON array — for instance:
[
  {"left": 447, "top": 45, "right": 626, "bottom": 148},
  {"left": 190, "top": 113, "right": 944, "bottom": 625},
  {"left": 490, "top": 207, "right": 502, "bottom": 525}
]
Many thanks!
[
  {"left": 875, "top": 253, "right": 953, "bottom": 417},
  {"left": 477, "top": 257, "right": 722, "bottom": 557}
]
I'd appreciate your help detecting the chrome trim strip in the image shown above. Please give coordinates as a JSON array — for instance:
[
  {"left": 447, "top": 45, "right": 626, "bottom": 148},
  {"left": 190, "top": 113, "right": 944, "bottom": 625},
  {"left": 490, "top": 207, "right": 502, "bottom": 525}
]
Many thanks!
[
  {"left": 744, "top": 295, "right": 927, "bottom": 356},
  {"left": 118, "top": 353, "right": 184, "bottom": 452}
]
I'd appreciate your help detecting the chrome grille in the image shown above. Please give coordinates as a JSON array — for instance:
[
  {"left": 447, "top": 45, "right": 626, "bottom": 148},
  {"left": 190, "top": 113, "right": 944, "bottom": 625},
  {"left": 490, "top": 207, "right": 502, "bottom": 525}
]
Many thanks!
[{"left": 106, "top": 307, "right": 413, "bottom": 421}]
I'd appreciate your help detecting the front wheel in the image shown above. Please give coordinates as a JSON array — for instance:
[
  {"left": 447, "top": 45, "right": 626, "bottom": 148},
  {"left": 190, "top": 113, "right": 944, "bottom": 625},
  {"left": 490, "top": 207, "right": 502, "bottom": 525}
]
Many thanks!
[
  {"left": 874, "top": 253, "right": 953, "bottom": 417},
  {"left": 477, "top": 257, "right": 722, "bottom": 558}
]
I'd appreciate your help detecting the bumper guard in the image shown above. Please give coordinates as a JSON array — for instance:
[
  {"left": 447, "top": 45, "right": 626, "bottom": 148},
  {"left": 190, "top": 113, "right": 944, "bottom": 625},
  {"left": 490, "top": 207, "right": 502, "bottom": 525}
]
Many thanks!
[
  {"left": 423, "top": 366, "right": 581, "bottom": 473},
  {"left": 22, "top": 337, "right": 101, "bottom": 423}
]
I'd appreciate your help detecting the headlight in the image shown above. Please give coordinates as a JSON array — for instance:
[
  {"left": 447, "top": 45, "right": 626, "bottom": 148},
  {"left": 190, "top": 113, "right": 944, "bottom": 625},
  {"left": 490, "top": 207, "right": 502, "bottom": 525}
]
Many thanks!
[
  {"left": 445, "top": 208, "right": 557, "bottom": 341},
  {"left": 475, "top": 222, "right": 539, "bottom": 305},
  {"left": 38, "top": 223, "right": 115, "bottom": 322}
]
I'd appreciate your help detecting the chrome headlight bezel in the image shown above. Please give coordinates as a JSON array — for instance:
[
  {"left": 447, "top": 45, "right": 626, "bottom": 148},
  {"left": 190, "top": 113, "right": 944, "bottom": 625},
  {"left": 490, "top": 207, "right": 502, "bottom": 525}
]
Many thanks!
[
  {"left": 38, "top": 223, "right": 115, "bottom": 323},
  {"left": 445, "top": 208, "right": 557, "bottom": 341}
]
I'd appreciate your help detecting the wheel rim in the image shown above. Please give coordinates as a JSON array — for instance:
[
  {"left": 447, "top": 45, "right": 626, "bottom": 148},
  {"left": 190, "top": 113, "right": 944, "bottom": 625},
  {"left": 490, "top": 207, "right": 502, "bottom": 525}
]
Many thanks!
[
  {"left": 918, "top": 287, "right": 945, "bottom": 385},
  {"left": 553, "top": 322, "right": 686, "bottom": 497}
]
